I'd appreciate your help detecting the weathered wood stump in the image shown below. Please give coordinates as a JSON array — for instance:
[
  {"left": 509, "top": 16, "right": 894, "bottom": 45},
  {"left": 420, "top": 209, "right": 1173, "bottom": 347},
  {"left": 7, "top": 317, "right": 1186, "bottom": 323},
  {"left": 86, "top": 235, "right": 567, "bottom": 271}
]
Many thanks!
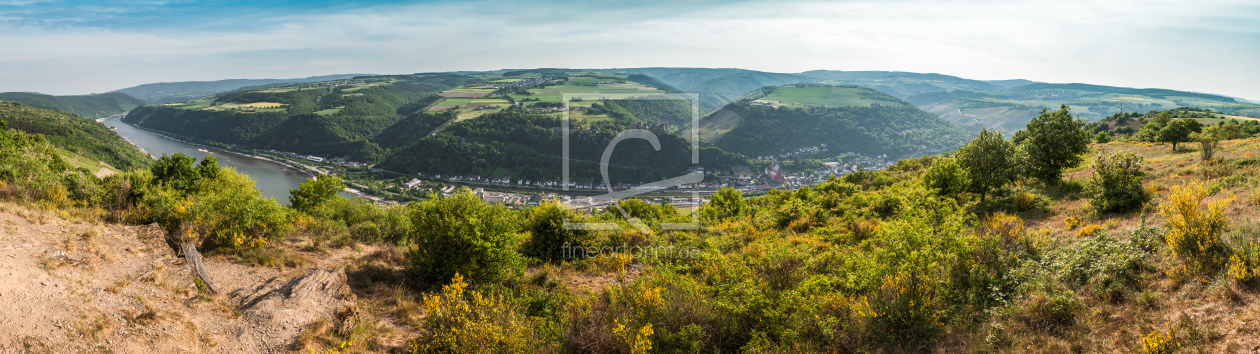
[{"left": 181, "top": 242, "right": 222, "bottom": 294}]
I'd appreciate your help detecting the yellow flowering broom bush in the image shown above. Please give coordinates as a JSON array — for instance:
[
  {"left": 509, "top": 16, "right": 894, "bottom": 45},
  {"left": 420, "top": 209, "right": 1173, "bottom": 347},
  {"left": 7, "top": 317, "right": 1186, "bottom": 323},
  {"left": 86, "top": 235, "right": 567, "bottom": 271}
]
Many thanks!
[{"left": 1158, "top": 180, "right": 1232, "bottom": 278}]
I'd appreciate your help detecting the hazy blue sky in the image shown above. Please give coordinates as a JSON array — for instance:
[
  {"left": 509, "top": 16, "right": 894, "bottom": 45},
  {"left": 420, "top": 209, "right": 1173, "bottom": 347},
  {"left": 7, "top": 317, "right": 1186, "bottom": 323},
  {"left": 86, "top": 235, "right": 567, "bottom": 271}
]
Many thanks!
[{"left": 1, "top": 0, "right": 1257, "bottom": 100}]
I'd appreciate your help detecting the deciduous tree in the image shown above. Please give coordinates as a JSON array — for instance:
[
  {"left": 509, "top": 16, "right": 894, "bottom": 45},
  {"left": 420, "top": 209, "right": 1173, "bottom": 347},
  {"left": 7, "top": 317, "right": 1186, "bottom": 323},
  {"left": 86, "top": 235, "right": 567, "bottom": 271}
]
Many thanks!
[
  {"left": 1021, "top": 105, "right": 1090, "bottom": 184},
  {"left": 955, "top": 128, "right": 1018, "bottom": 201}
]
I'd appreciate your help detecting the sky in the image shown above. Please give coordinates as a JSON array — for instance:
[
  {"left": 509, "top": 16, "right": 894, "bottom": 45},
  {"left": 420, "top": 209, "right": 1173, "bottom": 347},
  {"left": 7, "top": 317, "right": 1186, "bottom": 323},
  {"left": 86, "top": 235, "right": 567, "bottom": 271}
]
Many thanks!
[{"left": 0, "top": 0, "right": 1257, "bottom": 101}]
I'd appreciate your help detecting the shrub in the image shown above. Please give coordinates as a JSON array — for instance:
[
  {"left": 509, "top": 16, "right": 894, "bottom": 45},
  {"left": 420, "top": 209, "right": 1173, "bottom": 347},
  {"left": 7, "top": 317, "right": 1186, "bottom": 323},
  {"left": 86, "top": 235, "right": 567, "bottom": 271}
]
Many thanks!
[
  {"left": 1142, "top": 322, "right": 1182, "bottom": 354},
  {"left": 866, "top": 273, "right": 944, "bottom": 346},
  {"left": 1191, "top": 126, "right": 1221, "bottom": 162},
  {"left": 406, "top": 273, "right": 557, "bottom": 353},
  {"left": 1075, "top": 224, "right": 1102, "bottom": 237},
  {"left": 193, "top": 170, "right": 296, "bottom": 248},
  {"left": 1013, "top": 191, "right": 1036, "bottom": 210},
  {"left": 1096, "top": 131, "right": 1112, "bottom": 143},
  {"left": 522, "top": 200, "right": 597, "bottom": 263},
  {"left": 1227, "top": 245, "right": 1260, "bottom": 285},
  {"left": 1159, "top": 181, "right": 1232, "bottom": 278},
  {"left": 289, "top": 174, "right": 344, "bottom": 214},
  {"left": 701, "top": 186, "right": 745, "bottom": 222},
  {"left": 922, "top": 157, "right": 970, "bottom": 198},
  {"left": 315, "top": 197, "right": 413, "bottom": 245},
  {"left": 1017, "top": 290, "right": 1080, "bottom": 330},
  {"left": 409, "top": 190, "right": 525, "bottom": 285},
  {"left": 1088, "top": 150, "right": 1150, "bottom": 213},
  {"left": 960, "top": 212, "right": 1036, "bottom": 309},
  {"left": 1051, "top": 232, "right": 1146, "bottom": 301}
]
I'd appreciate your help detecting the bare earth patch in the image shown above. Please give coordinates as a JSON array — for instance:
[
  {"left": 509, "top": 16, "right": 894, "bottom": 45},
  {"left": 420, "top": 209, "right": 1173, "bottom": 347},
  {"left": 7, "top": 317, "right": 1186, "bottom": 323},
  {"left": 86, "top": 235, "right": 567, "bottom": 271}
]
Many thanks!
[{"left": 0, "top": 203, "right": 369, "bottom": 353}]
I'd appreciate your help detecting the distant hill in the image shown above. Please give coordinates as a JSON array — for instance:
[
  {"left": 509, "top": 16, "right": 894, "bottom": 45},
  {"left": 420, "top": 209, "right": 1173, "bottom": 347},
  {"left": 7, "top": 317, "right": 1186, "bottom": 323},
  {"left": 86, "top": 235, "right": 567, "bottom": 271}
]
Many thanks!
[
  {"left": 707, "top": 85, "right": 970, "bottom": 159},
  {"left": 632, "top": 68, "right": 812, "bottom": 113},
  {"left": 112, "top": 74, "right": 373, "bottom": 104},
  {"left": 984, "top": 79, "right": 1041, "bottom": 89},
  {"left": 783, "top": 71, "right": 1260, "bottom": 131},
  {"left": 800, "top": 70, "right": 1002, "bottom": 93},
  {"left": 124, "top": 73, "right": 475, "bottom": 162},
  {"left": 0, "top": 102, "right": 151, "bottom": 170},
  {"left": 0, "top": 92, "right": 145, "bottom": 119}
]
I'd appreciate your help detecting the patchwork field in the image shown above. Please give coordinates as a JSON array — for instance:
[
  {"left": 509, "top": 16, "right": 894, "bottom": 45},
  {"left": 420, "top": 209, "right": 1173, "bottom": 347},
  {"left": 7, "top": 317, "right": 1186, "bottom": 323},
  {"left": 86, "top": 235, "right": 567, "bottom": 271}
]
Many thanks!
[
  {"left": 314, "top": 107, "right": 343, "bottom": 116},
  {"left": 439, "top": 92, "right": 490, "bottom": 98},
  {"left": 754, "top": 86, "right": 902, "bottom": 108},
  {"left": 196, "top": 102, "right": 288, "bottom": 112}
]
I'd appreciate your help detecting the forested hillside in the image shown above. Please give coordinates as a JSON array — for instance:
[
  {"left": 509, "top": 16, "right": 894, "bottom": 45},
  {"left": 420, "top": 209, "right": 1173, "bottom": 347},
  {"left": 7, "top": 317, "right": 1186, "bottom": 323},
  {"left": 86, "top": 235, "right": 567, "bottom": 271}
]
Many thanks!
[
  {"left": 713, "top": 86, "right": 970, "bottom": 158},
  {"left": 0, "top": 92, "right": 145, "bottom": 119},
  {"left": 112, "top": 74, "right": 371, "bottom": 104},
  {"left": 376, "top": 104, "right": 746, "bottom": 183},
  {"left": 631, "top": 68, "right": 811, "bottom": 113},
  {"left": 0, "top": 102, "right": 151, "bottom": 170},
  {"left": 124, "top": 74, "right": 474, "bottom": 162}
]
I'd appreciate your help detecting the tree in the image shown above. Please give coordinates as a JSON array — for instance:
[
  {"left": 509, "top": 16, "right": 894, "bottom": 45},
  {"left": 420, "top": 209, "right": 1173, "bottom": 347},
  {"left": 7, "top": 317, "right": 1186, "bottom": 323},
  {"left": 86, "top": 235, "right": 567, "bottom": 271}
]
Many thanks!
[
  {"left": 150, "top": 153, "right": 201, "bottom": 194},
  {"left": 1021, "top": 105, "right": 1090, "bottom": 184},
  {"left": 196, "top": 155, "right": 220, "bottom": 180},
  {"left": 1191, "top": 126, "right": 1221, "bottom": 162},
  {"left": 1158, "top": 118, "right": 1197, "bottom": 152},
  {"left": 1088, "top": 150, "right": 1149, "bottom": 213},
  {"left": 1095, "top": 131, "right": 1112, "bottom": 144},
  {"left": 955, "top": 128, "right": 1018, "bottom": 202},
  {"left": 922, "top": 157, "right": 970, "bottom": 199},
  {"left": 1221, "top": 121, "right": 1245, "bottom": 140},
  {"left": 288, "top": 174, "right": 344, "bottom": 213},
  {"left": 1135, "top": 111, "right": 1172, "bottom": 142}
]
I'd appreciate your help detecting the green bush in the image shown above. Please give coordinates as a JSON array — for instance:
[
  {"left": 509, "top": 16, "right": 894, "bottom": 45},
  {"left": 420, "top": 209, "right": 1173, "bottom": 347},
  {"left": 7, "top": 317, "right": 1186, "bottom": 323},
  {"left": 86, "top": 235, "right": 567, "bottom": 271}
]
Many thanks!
[
  {"left": 289, "top": 174, "right": 344, "bottom": 213},
  {"left": 701, "top": 186, "right": 745, "bottom": 222},
  {"left": 922, "top": 157, "right": 970, "bottom": 198},
  {"left": 1049, "top": 232, "right": 1147, "bottom": 301},
  {"left": 409, "top": 189, "right": 525, "bottom": 285},
  {"left": 133, "top": 156, "right": 294, "bottom": 249},
  {"left": 1088, "top": 150, "right": 1150, "bottom": 213},
  {"left": 522, "top": 200, "right": 596, "bottom": 263}
]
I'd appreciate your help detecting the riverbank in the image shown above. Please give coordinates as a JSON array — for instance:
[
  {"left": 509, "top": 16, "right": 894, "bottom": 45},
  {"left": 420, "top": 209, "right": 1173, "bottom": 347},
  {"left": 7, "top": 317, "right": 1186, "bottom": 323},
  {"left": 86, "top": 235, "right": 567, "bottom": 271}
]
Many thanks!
[{"left": 110, "top": 117, "right": 372, "bottom": 200}]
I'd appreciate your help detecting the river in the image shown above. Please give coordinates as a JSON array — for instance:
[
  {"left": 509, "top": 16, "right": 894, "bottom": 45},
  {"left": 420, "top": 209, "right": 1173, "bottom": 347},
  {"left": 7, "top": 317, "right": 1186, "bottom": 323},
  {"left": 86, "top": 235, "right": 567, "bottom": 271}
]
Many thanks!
[{"left": 103, "top": 116, "right": 316, "bottom": 205}]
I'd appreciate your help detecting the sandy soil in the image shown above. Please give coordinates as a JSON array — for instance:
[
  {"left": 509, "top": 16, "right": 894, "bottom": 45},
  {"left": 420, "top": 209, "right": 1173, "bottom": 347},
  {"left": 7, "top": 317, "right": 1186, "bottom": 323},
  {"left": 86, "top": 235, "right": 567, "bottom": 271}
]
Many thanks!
[{"left": 0, "top": 204, "right": 358, "bottom": 353}]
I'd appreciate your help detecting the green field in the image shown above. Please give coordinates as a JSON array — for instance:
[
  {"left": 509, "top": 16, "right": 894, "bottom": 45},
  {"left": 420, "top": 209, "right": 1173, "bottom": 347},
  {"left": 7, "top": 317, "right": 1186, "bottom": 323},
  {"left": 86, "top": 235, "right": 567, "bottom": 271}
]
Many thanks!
[
  {"left": 763, "top": 87, "right": 830, "bottom": 105},
  {"left": 314, "top": 107, "right": 344, "bottom": 116},
  {"left": 756, "top": 86, "right": 900, "bottom": 108},
  {"left": 512, "top": 92, "right": 562, "bottom": 103},
  {"left": 439, "top": 98, "right": 476, "bottom": 106},
  {"left": 446, "top": 88, "right": 496, "bottom": 93}
]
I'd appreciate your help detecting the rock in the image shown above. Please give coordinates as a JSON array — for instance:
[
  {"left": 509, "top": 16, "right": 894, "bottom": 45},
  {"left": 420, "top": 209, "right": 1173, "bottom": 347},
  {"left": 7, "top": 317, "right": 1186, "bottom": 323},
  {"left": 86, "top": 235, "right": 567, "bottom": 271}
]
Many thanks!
[
  {"left": 232, "top": 269, "right": 357, "bottom": 352},
  {"left": 134, "top": 223, "right": 175, "bottom": 258}
]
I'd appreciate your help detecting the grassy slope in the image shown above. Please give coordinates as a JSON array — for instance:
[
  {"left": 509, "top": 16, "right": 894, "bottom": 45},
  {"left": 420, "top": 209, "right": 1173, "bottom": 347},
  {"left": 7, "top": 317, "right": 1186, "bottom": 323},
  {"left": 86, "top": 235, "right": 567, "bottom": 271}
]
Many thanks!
[
  {"left": 977, "top": 137, "right": 1260, "bottom": 353},
  {"left": 0, "top": 102, "right": 151, "bottom": 170},
  {"left": 0, "top": 92, "right": 146, "bottom": 119}
]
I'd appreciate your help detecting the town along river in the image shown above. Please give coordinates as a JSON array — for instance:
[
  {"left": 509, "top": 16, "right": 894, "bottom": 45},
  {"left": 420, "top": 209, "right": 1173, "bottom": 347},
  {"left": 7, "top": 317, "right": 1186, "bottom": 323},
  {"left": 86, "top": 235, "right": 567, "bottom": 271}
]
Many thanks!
[{"left": 104, "top": 116, "right": 316, "bottom": 205}]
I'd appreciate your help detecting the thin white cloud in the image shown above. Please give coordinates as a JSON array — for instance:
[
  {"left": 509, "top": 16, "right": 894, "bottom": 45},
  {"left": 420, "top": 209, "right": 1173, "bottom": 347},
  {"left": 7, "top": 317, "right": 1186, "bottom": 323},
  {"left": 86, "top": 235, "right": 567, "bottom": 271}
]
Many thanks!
[{"left": 0, "top": 0, "right": 1256, "bottom": 101}]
